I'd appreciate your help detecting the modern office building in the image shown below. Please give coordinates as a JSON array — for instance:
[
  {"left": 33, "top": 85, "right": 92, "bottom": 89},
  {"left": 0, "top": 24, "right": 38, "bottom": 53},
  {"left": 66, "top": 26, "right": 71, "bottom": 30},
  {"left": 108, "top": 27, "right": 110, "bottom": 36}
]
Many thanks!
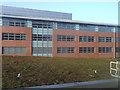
[{"left": 0, "top": 5, "right": 120, "bottom": 58}]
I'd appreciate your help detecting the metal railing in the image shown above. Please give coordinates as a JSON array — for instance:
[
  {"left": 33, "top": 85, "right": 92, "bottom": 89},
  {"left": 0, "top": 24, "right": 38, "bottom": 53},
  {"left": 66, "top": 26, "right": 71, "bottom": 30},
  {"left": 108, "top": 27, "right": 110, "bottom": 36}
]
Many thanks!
[{"left": 110, "top": 61, "right": 120, "bottom": 78}]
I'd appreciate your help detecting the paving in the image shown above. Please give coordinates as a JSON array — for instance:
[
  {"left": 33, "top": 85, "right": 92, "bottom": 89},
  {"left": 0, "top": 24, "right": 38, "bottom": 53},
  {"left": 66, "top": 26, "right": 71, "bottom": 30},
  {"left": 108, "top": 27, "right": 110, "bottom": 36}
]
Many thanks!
[{"left": 3, "top": 78, "right": 120, "bottom": 90}]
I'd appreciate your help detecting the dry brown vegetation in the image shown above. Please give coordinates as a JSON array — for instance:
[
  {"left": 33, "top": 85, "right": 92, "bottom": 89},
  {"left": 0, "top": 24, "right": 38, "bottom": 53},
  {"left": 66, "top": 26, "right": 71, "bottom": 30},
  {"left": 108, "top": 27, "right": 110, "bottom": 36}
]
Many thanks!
[{"left": 2, "top": 56, "right": 116, "bottom": 89}]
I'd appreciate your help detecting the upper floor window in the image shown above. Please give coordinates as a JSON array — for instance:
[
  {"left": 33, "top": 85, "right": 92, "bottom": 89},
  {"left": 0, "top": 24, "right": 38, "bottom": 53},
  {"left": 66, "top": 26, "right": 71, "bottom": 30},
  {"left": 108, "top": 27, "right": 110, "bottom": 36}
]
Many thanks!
[
  {"left": 116, "top": 47, "right": 120, "bottom": 53},
  {"left": 32, "top": 21, "right": 53, "bottom": 28},
  {"left": 79, "top": 36, "right": 94, "bottom": 42},
  {"left": 57, "top": 23, "right": 76, "bottom": 30},
  {"left": 2, "top": 18, "right": 27, "bottom": 27},
  {"left": 9, "top": 21, "right": 26, "bottom": 27},
  {"left": 98, "top": 26, "right": 114, "bottom": 32},
  {"left": 99, "top": 37, "right": 112, "bottom": 42},
  {"left": 32, "top": 34, "right": 52, "bottom": 41},
  {"left": 79, "top": 24, "right": 96, "bottom": 31},
  {"left": 2, "top": 33, "right": 26, "bottom": 40},
  {"left": 116, "top": 37, "right": 120, "bottom": 43},
  {"left": 57, "top": 35, "right": 75, "bottom": 41}
]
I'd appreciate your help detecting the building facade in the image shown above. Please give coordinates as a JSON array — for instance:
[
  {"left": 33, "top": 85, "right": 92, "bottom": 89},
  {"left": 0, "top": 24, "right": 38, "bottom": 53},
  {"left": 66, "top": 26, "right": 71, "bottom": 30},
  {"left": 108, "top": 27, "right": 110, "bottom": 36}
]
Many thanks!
[{"left": 0, "top": 6, "right": 120, "bottom": 58}]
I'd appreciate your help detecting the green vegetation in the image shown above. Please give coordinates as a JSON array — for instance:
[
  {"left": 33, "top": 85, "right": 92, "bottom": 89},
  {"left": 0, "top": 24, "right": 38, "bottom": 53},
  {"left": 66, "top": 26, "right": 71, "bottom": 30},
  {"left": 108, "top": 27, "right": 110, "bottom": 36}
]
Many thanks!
[{"left": 2, "top": 56, "right": 116, "bottom": 89}]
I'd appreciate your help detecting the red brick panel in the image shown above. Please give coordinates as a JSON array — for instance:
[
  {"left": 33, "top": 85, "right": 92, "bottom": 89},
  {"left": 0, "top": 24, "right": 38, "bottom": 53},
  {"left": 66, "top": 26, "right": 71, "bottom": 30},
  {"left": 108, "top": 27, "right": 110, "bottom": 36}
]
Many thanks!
[
  {"left": 116, "top": 32, "right": 120, "bottom": 57},
  {"left": 1, "top": 26, "right": 32, "bottom": 56},
  {"left": 52, "top": 29, "right": 115, "bottom": 58}
]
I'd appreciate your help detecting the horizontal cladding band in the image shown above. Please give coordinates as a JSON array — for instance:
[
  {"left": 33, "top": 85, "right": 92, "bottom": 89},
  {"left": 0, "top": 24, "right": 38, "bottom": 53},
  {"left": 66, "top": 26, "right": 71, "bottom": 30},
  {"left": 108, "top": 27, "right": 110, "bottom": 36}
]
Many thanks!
[
  {"left": 1, "top": 20, "right": 119, "bottom": 33},
  {"left": 0, "top": 15, "right": 118, "bottom": 26}
]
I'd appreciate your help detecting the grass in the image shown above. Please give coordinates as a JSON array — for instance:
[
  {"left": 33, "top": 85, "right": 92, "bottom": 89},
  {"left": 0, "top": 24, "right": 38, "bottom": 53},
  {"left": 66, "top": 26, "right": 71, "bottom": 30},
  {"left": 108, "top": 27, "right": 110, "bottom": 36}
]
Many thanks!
[{"left": 2, "top": 56, "right": 117, "bottom": 89}]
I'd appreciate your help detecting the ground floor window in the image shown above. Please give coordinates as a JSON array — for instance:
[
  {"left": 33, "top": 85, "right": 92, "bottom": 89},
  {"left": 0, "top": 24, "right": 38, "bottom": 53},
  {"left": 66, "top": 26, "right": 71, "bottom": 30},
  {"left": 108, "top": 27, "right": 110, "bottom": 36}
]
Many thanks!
[
  {"left": 79, "top": 47, "right": 94, "bottom": 53},
  {"left": 99, "top": 47, "right": 112, "bottom": 53},
  {"left": 32, "top": 47, "right": 52, "bottom": 54},
  {"left": 2, "top": 47, "right": 26, "bottom": 54}
]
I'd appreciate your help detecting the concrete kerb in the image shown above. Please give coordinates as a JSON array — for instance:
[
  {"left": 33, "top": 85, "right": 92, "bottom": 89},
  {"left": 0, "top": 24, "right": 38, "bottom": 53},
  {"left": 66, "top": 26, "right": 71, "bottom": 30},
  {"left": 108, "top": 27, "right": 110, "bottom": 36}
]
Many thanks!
[{"left": 25, "top": 78, "right": 118, "bottom": 89}]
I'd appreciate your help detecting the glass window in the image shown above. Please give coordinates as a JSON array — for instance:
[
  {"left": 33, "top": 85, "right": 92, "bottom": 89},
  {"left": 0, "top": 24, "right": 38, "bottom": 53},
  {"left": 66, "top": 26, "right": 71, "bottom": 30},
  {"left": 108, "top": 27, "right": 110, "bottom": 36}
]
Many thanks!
[
  {"left": 32, "top": 47, "right": 52, "bottom": 54},
  {"left": 99, "top": 47, "right": 112, "bottom": 53},
  {"left": 116, "top": 47, "right": 120, "bottom": 53},
  {"left": 116, "top": 37, "right": 120, "bottom": 43},
  {"left": 21, "top": 22, "right": 26, "bottom": 27},
  {"left": 98, "top": 26, "right": 114, "bottom": 32},
  {"left": 2, "top": 33, "right": 9, "bottom": 40},
  {"left": 99, "top": 37, "right": 105, "bottom": 42},
  {"left": 57, "top": 47, "right": 74, "bottom": 53},
  {"left": 106, "top": 37, "right": 112, "bottom": 42},
  {"left": 9, "top": 21, "right": 14, "bottom": 26},
  {"left": 15, "top": 34, "right": 21, "bottom": 40},
  {"left": 32, "top": 21, "right": 53, "bottom": 29},
  {"left": 15, "top": 22, "right": 21, "bottom": 26},
  {"left": 21, "top": 34, "right": 26, "bottom": 40},
  {"left": 9, "top": 33, "right": 14, "bottom": 40},
  {"left": 57, "top": 35, "right": 75, "bottom": 41},
  {"left": 57, "top": 23, "right": 76, "bottom": 30},
  {"left": 2, "top": 33, "right": 26, "bottom": 40},
  {"left": 79, "top": 36, "right": 94, "bottom": 42},
  {"left": 79, "top": 24, "right": 96, "bottom": 31},
  {"left": 79, "top": 47, "right": 94, "bottom": 53},
  {"left": 32, "top": 34, "right": 52, "bottom": 41},
  {"left": 2, "top": 47, "right": 26, "bottom": 54},
  {"left": 99, "top": 37, "right": 112, "bottom": 42},
  {"left": 2, "top": 18, "right": 27, "bottom": 27}
]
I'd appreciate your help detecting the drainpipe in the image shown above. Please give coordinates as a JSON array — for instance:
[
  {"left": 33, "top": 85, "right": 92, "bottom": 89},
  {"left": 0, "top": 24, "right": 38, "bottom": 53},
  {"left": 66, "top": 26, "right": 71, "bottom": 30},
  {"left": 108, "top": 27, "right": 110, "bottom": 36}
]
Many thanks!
[{"left": 113, "top": 27, "right": 116, "bottom": 58}]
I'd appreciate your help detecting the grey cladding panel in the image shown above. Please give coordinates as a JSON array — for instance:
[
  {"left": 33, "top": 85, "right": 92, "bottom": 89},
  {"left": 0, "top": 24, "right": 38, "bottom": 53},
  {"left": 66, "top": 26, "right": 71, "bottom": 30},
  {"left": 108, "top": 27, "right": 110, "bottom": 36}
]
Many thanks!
[{"left": 1, "top": 6, "right": 72, "bottom": 20}]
